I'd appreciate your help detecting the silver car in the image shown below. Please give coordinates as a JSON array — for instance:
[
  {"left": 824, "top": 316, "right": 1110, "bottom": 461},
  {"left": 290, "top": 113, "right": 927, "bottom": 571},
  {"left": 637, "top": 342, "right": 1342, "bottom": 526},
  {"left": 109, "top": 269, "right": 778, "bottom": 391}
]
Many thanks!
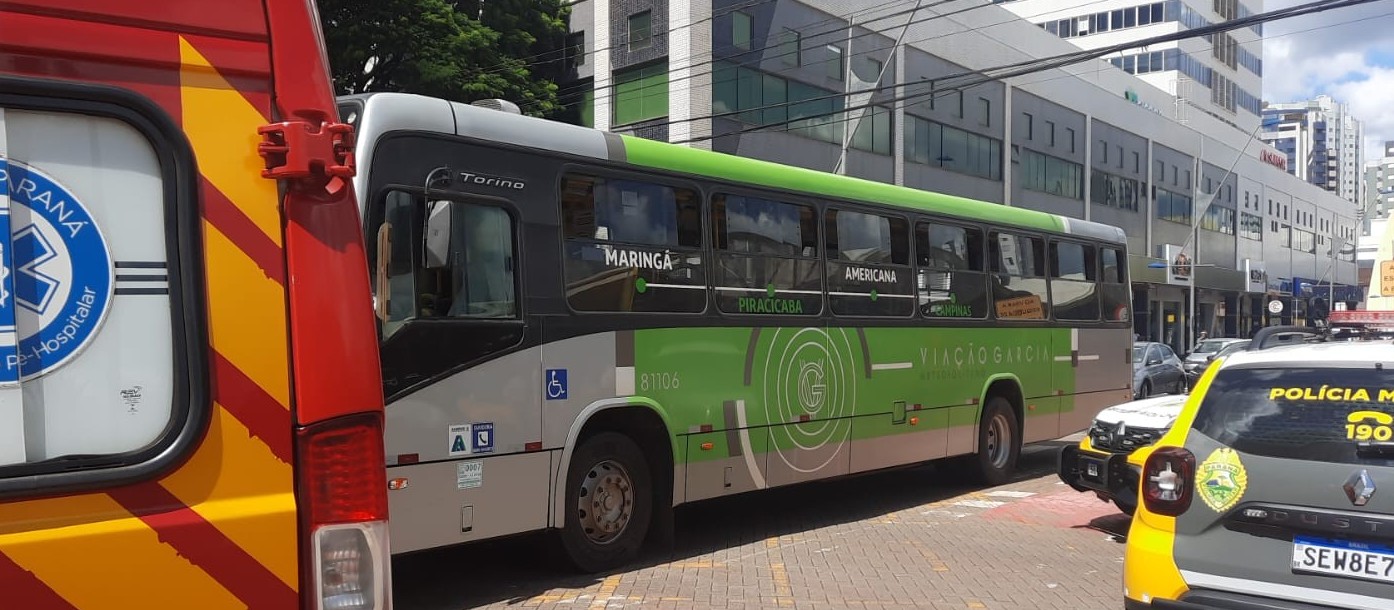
[
  {"left": 1133, "top": 341, "right": 1185, "bottom": 398},
  {"left": 1184, "top": 338, "right": 1250, "bottom": 384}
]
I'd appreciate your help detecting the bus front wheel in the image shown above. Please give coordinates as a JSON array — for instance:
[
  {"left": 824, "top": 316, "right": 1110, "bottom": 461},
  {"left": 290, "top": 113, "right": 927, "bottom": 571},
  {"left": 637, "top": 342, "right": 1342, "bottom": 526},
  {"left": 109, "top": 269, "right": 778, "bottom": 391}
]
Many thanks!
[
  {"left": 966, "top": 396, "right": 1020, "bottom": 486},
  {"left": 560, "top": 432, "right": 653, "bottom": 573}
]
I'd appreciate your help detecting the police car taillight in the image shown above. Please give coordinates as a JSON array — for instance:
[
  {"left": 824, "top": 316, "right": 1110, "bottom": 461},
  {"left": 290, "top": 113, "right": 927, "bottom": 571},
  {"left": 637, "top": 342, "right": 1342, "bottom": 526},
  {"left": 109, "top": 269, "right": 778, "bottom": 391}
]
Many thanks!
[
  {"left": 297, "top": 413, "right": 391, "bottom": 610},
  {"left": 1142, "top": 446, "right": 1195, "bottom": 516}
]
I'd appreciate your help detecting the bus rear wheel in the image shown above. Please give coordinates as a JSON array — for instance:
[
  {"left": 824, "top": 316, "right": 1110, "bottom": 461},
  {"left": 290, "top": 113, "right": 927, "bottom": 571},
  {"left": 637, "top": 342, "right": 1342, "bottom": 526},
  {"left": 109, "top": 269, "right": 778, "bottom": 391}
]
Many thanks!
[
  {"left": 965, "top": 396, "right": 1020, "bottom": 486},
  {"left": 560, "top": 432, "right": 653, "bottom": 573}
]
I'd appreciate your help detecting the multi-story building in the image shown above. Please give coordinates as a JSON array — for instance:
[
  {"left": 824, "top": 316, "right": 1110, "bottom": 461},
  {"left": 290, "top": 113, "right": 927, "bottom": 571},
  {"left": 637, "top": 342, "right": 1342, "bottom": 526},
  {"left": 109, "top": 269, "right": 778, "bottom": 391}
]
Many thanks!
[
  {"left": 560, "top": 0, "right": 1359, "bottom": 353},
  {"left": 993, "top": 0, "right": 1264, "bottom": 136},
  {"left": 1358, "top": 142, "right": 1394, "bottom": 305},
  {"left": 1261, "top": 95, "right": 1365, "bottom": 206}
]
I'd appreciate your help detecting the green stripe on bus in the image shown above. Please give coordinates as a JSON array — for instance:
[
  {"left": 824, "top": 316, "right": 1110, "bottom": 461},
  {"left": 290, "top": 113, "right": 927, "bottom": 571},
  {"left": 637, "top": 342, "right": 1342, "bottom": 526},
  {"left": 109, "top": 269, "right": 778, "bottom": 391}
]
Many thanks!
[{"left": 618, "top": 135, "right": 1066, "bottom": 234}]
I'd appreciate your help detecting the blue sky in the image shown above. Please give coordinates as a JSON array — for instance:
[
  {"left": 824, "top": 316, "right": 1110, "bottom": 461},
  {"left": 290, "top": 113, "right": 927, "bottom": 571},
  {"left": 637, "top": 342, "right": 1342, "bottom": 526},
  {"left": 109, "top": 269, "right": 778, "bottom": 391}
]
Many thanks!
[{"left": 1263, "top": 0, "right": 1394, "bottom": 163}]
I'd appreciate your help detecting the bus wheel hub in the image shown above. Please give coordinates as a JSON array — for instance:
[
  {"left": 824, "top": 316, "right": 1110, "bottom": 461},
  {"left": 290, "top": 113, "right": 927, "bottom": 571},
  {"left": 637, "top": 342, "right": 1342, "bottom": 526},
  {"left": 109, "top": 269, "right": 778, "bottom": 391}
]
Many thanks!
[{"left": 580, "top": 460, "right": 634, "bottom": 542}]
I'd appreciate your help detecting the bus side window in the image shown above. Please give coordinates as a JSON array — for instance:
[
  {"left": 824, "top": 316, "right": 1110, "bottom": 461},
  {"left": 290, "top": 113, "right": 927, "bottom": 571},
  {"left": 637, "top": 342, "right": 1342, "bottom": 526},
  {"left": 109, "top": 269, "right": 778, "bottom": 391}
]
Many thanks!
[
  {"left": 375, "top": 191, "right": 421, "bottom": 338},
  {"left": 825, "top": 208, "right": 913, "bottom": 317},
  {"left": 916, "top": 222, "right": 988, "bottom": 319},
  {"left": 988, "top": 232, "right": 1049, "bottom": 320},
  {"left": 1049, "top": 241, "right": 1100, "bottom": 321},
  {"left": 375, "top": 190, "right": 518, "bottom": 326},
  {"left": 560, "top": 173, "right": 705, "bottom": 313},
  {"left": 711, "top": 193, "right": 821, "bottom": 315},
  {"left": 1099, "top": 247, "right": 1130, "bottom": 321}
]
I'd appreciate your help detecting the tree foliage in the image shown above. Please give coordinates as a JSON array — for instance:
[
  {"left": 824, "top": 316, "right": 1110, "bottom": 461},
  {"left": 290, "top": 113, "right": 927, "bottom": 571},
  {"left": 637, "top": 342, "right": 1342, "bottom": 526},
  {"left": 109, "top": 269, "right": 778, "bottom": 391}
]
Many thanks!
[{"left": 319, "top": 0, "right": 571, "bottom": 117}]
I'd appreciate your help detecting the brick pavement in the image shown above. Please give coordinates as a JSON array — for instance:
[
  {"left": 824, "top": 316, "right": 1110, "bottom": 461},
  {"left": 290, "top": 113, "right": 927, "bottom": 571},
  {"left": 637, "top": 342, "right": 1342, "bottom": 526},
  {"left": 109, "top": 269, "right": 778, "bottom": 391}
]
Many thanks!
[{"left": 393, "top": 440, "right": 1130, "bottom": 610}]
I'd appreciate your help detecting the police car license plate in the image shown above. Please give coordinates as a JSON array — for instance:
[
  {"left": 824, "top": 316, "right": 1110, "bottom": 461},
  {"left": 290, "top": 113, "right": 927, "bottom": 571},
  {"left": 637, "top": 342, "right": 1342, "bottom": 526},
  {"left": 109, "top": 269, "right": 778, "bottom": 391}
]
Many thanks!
[
  {"left": 1079, "top": 455, "right": 1104, "bottom": 484},
  {"left": 1292, "top": 536, "right": 1394, "bottom": 584}
]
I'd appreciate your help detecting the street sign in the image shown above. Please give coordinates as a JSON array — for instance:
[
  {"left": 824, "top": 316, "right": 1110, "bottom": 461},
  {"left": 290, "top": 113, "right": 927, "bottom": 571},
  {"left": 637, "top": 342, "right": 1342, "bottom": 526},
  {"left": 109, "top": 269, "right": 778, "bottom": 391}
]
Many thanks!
[
  {"left": 1268, "top": 299, "right": 1284, "bottom": 314},
  {"left": 1382, "top": 261, "right": 1394, "bottom": 297}
]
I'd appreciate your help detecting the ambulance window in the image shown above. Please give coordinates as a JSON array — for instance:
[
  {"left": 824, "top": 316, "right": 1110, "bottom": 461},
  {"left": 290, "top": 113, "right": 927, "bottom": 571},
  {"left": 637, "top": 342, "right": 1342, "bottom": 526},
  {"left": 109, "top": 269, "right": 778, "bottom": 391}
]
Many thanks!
[{"left": 0, "top": 90, "right": 200, "bottom": 493}]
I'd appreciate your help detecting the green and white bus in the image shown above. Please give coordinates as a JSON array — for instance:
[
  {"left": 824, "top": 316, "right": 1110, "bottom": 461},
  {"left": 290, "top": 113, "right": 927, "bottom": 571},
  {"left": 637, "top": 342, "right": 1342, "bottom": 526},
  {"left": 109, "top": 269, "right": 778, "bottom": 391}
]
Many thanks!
[{"left": 339, "top": 93, "right": 1134, "bottom": 572}]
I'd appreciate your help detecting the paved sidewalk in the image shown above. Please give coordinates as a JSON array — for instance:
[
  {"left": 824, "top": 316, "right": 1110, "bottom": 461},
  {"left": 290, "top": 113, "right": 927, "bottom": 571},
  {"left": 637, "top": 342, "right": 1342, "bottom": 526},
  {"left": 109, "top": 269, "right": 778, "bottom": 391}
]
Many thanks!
[{"left": 394, "top": 440, "right": 1131, "bottom": 610}]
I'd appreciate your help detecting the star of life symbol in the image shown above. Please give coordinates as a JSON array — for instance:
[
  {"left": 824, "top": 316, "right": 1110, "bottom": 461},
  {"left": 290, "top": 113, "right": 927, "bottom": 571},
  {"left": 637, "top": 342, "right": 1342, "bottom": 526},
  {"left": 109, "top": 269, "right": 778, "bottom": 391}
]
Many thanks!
[{"left": 0, "top": 157, "right": 114, "bottom": 385}]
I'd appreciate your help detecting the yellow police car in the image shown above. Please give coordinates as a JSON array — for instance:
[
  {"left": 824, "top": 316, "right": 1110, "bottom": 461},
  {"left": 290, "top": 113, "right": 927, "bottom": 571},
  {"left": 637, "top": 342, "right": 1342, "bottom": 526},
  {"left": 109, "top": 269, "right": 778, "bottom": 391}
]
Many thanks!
[
  {"left": 1123, "top": 324, "right": 1394, "bottom": 610},
  {"left": 1058, "top": 393, "right": 1188, "bottom": 515}
]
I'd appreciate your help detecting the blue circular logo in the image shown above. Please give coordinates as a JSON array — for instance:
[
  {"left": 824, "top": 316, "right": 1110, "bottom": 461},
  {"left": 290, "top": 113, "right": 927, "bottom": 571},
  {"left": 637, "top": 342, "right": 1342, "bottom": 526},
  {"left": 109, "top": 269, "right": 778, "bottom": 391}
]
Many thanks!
[{"left": 0, "top": 158, "right": 114, "bottom": 384}]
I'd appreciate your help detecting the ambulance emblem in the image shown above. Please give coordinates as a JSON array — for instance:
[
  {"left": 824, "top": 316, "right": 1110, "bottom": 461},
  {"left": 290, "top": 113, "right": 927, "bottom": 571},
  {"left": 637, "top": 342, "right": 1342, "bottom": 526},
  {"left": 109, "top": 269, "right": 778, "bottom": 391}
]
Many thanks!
[{"left": 0, "top": 158, "right": 114, "bottom": 384}]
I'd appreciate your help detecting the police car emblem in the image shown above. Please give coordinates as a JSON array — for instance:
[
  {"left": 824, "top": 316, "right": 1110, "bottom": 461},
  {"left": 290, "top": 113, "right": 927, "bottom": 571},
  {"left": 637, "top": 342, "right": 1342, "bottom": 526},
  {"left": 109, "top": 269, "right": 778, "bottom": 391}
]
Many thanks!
[
  {"left": 1196, "top": 447, "right": 1249, "bottom": 513},
  {"left": 0, "top": 158, "right": 114, "bottom": 384}
]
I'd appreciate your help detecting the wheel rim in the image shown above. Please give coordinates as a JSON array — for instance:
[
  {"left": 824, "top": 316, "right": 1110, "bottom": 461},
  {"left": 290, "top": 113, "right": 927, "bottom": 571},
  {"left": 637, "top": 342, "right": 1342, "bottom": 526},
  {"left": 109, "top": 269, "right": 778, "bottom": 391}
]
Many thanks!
[
  {"left": 985, "top": 412, "right": 1012, "bottom": 469},
  {"left": 1140, "top": 381, "right": 1151, "bottom": 398},
  {"left": 576, "top": 459, "right": 635, "bottom": 545}
]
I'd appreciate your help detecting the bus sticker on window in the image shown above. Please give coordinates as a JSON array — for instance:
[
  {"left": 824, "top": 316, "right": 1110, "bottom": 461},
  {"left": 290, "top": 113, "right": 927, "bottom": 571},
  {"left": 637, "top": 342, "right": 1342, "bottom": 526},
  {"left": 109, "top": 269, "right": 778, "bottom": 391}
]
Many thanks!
[{"left": 0, "top": 158, "right": 113, "bottom": 385}]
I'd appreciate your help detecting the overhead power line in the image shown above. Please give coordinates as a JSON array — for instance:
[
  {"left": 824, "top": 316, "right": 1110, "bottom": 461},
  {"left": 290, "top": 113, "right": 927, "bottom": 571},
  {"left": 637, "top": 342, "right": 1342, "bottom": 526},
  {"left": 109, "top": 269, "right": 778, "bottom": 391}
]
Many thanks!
[
  {"left": 470, "top": 0, "right": 923, "bottom": 81},
  {"left": 668, "top": 0, "right": 1382, "bottom": 145},
  {"left": 536, "top": 0, "right": 1171, "bottom": 115}
]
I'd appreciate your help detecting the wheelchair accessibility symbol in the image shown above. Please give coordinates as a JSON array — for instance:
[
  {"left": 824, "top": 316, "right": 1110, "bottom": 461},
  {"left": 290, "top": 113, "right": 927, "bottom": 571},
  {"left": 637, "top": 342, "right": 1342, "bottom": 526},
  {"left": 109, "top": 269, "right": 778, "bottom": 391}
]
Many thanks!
[{"left": 545, "top": 368, "right": 568, "bottom": 400}]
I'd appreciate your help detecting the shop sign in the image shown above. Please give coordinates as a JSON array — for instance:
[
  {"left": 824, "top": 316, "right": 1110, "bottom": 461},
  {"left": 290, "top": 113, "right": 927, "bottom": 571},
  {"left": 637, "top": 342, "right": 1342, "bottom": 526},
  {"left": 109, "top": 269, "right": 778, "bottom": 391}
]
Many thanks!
[
  {"left": 1243, "top": 259, "right": 1266, "bottom": 293},
  {"left": 1260, "top": 149, "right": 1288, "bottom": 171},
  {"left": 1163, "top": 244, "right": 1193, "bottom": 287}
]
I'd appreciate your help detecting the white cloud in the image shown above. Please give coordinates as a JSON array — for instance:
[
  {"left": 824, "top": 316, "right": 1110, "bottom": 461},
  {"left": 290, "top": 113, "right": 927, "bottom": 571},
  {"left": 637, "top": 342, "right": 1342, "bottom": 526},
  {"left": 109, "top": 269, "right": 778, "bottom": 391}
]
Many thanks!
[
  {"left": 1261, "top": 0, "right": 1394, "bottom": 162},
  {"left": 1329, "top": 67, "right": 1394, "bottom": 159}
]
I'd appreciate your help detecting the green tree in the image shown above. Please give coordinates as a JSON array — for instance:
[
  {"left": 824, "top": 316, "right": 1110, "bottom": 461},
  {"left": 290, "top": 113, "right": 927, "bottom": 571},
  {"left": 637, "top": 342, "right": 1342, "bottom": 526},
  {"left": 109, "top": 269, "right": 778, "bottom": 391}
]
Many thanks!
[{"left": 319, "top": 0, "right": 571, "bottom": 118}]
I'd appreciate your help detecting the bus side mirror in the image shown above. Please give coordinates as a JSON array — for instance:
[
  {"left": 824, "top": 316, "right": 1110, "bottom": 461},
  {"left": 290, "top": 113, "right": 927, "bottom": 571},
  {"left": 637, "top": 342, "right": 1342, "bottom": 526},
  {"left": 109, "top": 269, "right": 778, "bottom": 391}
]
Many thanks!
[{"left": 424, "top": 199, "right": 454, "bottom": 269}]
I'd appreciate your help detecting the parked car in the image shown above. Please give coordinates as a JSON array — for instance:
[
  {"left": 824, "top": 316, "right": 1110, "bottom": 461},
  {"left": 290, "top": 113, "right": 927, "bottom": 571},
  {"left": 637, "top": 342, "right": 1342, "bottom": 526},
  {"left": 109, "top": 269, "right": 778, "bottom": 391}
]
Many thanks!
[
  {"left": 1132, "top": 341, "right": 1185, "bottom": 398},
  {"left": 1124, "top": 325, "right": 1394, "bottom": 610},
  {"left": 1057, "top": 393, "right": 1189, "bottom": 515},
  {"left": 1183, "top": 339, "right": 1250, "bottom": 385}
]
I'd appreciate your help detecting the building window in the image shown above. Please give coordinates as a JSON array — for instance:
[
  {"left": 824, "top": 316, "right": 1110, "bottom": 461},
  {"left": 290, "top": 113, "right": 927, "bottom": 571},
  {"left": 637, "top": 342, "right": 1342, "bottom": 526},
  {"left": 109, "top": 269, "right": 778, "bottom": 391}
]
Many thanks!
[
  {"left": 1199, "top": 205, "right": 1236, "bottom": 235},
  {"left": 1156, "top": 186, "right": 1193, "bottom": 225},
  {"left": 826, "top": 44, "right": 844, "bottom": 80},
  {"left": 1116, "top": 145, "right": 1123, "bottom": 169},
  {"left": 979, "top": 97, "right": 991, "bottom": 127},
  {"left": 906, "top": 116, "right": 1002, "bottom": 180},
  {"left": 1066, "top": 128, "right": 1076, "bottom": 153},
  {"left": 1133, "top": 151, "right": 1141, "bottom": 173},
  {"left": 1021, "top": 148, "right": 1083, "bottom": 199},
  {"left": 628, "top": 11, "right": 653, "bottom": 51},
  {"left": 1023, "top": 112, "right": 1034, "bottom": 139},
  {"left": 866, "top": 57, "right": 884, "bottom": 79},
  {"left": 955, "top": 91, "right": 964, "bottom": 118},
  {"left": 613, "top": 62, "right": 669, "bottom": 125},
  {"left": 851, "top": 106, "right": 893, "bottom": 155},
  {"left": 564, "top": 32, "right": 586, "bottom": 68},
  {"left": 713, "top": 61, "right": 847, "bottom": 144},
  {"left": 1240, "top": 211, "right": 1262, "bottom": 240},
  {"left": 732, "top": 11, "right": 753, "bottom": 50},
  {"left": 1090, "top": 169, "right": 1142, "bottom": 211},
  {"left": 778, "top": 29, "right": 801, "bottom": 66},
  {"left": 1099, "top": 139, "right": 1108, "bottom": 164}
]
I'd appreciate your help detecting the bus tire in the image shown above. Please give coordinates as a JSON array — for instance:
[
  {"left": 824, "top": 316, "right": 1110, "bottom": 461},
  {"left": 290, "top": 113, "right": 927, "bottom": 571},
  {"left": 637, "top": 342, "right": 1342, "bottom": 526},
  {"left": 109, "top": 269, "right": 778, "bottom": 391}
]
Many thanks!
[
  {"left": 560, "top": 432, "right": 653, "bottom": 573},
  {"left": 966, "top": 396, "right": 1019, "bottom": 486}
]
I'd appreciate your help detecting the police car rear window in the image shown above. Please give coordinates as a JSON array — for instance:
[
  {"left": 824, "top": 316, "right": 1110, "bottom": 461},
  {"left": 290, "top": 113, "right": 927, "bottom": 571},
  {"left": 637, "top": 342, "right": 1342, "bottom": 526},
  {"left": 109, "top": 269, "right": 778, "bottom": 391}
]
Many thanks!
[{"left": 1191, "top": 367, "right": 1394, "bottom": 466}]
